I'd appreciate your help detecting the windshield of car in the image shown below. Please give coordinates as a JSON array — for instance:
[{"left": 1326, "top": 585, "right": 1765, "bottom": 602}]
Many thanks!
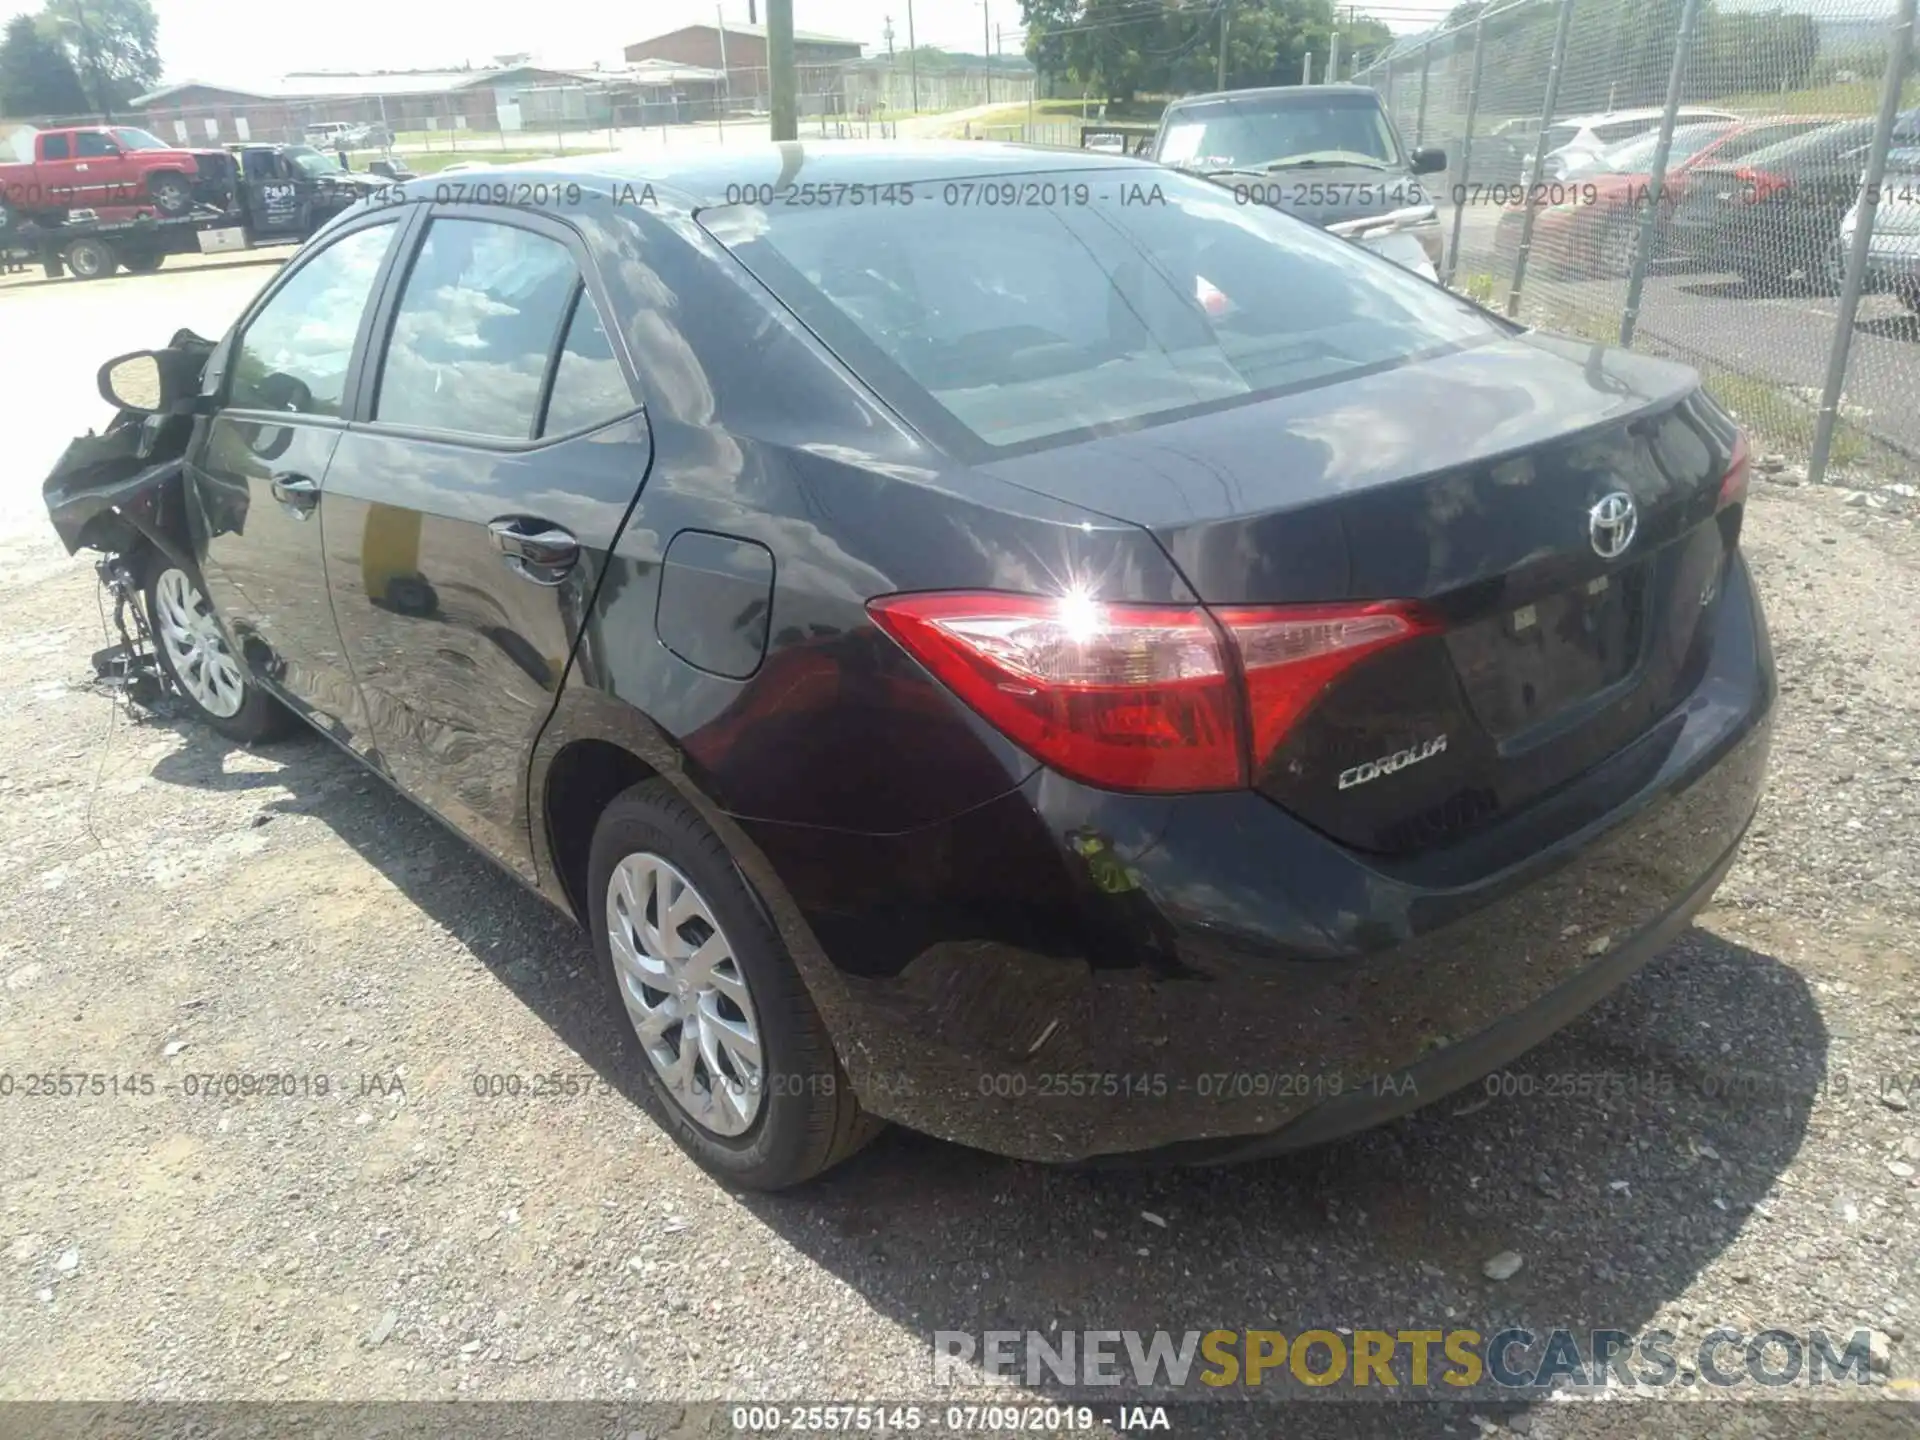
[
  {"left": 1540, "top": 123, "right": 1581, "bottom": 154},
  {"left": 1570, "top": 123, "right": 1727, "bottom": 176},
  {"left": 704, "top": 168, "right": 1505, "bottom": 455},
  {"left": 285, "top": 145, "right": 343, "bottom": 177},
  {"left": 112, "top": 127, "right": 172, "bottom": 151},
  {"left": 1156, "top": 93, "right": 1402, "bottom": 171}
]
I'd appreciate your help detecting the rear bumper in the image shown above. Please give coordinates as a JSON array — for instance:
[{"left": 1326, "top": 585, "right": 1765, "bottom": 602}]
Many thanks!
[{"left": 743, "top": 554, "right": 1774, "bottom": 1163}]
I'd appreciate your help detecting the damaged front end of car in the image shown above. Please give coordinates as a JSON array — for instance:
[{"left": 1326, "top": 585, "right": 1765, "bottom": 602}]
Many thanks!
[{"left": 42, "top": 330, "right": 217, "bottom": 706}]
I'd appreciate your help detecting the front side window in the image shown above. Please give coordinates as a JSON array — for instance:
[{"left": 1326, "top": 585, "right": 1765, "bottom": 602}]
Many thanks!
[
  {"left": 228, "top": 222, "right": 396, "bottom": 415},
  {"left": 706, "top": 169, "right": 1504, "bottom": 454},
  {"left": 1157, "top": 93, "right": 1401, "bottom": 172},
  {"left": 76, "top": 131, "right": 118, "bottom": 157},
  {"left": 375, "top": 218, "right": 580, "bottom": 440}
]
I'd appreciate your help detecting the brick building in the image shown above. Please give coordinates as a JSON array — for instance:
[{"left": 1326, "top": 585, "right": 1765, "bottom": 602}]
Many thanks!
[
  {"left": 129, "top": 67, "right": 589, "bottom": 146},
  {"left": 623, "top": 23, "right": 863, "bottom": 109}
]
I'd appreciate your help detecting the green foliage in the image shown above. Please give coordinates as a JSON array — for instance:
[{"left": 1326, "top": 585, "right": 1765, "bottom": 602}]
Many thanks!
[
  {"left": 35, "top": 0, "right": 161, "bottom": 114},
  {"left": 0, "top": 13, "right": 89, "bottom": 116},
  {"left": 1018, "top": 0, "right": 1395, "bottom": 104}
]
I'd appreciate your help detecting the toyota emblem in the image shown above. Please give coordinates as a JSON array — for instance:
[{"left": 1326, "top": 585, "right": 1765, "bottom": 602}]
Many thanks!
[{"left": 1588, "top": 491, "right": 1638, "bottom": 560}]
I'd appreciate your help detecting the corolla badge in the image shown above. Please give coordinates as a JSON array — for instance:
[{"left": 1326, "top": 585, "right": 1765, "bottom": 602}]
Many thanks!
[
  {"left": 1588, "top": 491, "right": 1638, "bottom": 560},
  {"left": 1339, "top": 734, "right": 1448, "bottom": 790}
]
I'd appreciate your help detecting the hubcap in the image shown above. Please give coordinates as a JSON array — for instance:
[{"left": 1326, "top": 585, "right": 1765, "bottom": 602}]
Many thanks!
[
  {"left": 606, "top": 853, "right": 764, "bottom": 1137},
  {"left": 152, "top": 568, "right": 246, "bottom": 718}
]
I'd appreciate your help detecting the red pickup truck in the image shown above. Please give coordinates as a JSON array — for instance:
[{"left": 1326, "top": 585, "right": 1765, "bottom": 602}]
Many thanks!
[{"left": 0, "top": 126, "right": 217, "bottom": 228}]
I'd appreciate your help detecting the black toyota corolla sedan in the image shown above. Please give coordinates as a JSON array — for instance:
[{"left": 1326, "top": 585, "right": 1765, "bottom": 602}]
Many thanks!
[{"left": 70, "top": 143, "right": 1771, "bottom": 1189}]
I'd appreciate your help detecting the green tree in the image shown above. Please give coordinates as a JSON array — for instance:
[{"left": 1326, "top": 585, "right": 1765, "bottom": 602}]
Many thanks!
[
  {"left": 36, "top": 0, "right": 161, "bottom": 118},
  {"left": 1020, "top": 0, "right": 1393, "bottom": 103},
  {"left": 0, "top": 13, "right": 89, "bottom": 116}
]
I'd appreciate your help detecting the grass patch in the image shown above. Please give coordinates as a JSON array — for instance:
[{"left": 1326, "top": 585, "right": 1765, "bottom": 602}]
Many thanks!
[
  {"left": 1696, "top": 365, "right": 1869, "bottom": 469},
  {"left": 1459, "top": 270, "right": 1500, "bottom": 306},
  {"left": 1715, "top": 75, "right": 1920, "bottom": 117},
  {"left": 400, "top": 150, "right": 612, "bottom": 176},
  {"left": 926, "top": 96, "right": 1165, "bottom": 140}
]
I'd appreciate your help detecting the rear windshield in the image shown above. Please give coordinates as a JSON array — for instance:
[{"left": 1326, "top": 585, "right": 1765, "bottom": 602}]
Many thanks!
[
  {"left": 703, "top": 168, "right": 1505, "bottom": 455},
  {"left": 1155, "top": 92, "right": 1402, "bottom": 171}
]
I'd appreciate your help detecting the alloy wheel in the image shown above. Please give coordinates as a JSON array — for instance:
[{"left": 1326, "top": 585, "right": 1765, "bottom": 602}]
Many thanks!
[
  {"left": 606, "top": 852, "right": 765, "bottom": 1137},
  {"left": 152, "top": 567, "right": 246, "bottom": 718}
]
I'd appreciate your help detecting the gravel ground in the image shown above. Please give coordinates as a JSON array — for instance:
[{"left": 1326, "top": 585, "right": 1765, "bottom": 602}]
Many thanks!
[{"left": 1, "top": 266, "right": 1917, "bottom": 1440}]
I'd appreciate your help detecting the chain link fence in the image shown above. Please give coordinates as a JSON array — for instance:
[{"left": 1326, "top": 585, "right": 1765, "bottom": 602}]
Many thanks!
[{"left": 1359, "top": 0, "right": 1918, "bottom": 485}]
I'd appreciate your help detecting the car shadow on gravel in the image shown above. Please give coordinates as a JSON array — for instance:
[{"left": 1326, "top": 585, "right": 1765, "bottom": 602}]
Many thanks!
[{"left": 153, "top": 729, "right": 1831, "bottom": 1434}]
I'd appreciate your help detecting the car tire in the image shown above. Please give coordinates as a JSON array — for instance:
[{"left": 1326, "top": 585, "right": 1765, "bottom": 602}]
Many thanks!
[
  {"left": 589, "top": 778, "right": 880, "bottom": 1189},
  {"left": 143, "top": 553, "right": 293, "bottom": 744},
  {"left": 64, "top": 237, "right": 116, "bottom": 280},
  {"left": 120, "top": 249, "right": 164, "bottom": 273},
  {"left": 148, "top": 174, "right": 193, "bottom": 216}
]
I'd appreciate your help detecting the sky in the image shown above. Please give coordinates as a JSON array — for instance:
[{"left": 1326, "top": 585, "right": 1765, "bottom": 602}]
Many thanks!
[{"left": 0, "top": 0, "right": 1458, "bottom": 86}]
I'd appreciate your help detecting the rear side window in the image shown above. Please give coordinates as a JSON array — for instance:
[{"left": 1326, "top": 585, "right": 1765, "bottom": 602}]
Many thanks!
[
  {"left": 41, "top": 134, "right": 70, "bottom": 160},
  {"left": 229, "top": 222, "right": 396, "bottom": 416},
  {"left": 705, "top": 170, "right": 1504, "bottom": 455},
  {"left": 375, "top": 218, "right": 580, "bottom": 440},
  {"left": 541, "top": 294, "right": 631, "bottom": 436}
]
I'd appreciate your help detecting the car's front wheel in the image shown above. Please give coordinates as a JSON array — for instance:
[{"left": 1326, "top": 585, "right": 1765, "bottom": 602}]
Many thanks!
[
  {"left": 589, "top": 778, "right": 879, "bottom": 1189},
  {"left": 144, "top": 555, "right": 291, "bottom": 743}
]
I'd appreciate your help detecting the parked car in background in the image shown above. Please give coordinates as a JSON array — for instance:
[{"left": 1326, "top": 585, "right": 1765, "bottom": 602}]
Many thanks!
[
  {"left": 1527, "top": 105, "right": 1741, "bottom": 181},
  {"left": 1472, "top": 116, "right": 1543, "bottom": 184},
  {"left": 1840, "top": 113, "right": 1920, "bottom": 311},
  {"left": 1497, "top": 116, "right": 1839, "bottom": 277},
  {"left": 1668, "top": 117, "right": 1881, "bottom": 289},
  {"left": 1151, "top": 84, "right": 1448, "bottom": 278},
  {"left": 0, "top": 125, "right": 215, "bottom": 228},
  {"left": 49, "top": 143, "right": 1772, "bottom": 1190}
]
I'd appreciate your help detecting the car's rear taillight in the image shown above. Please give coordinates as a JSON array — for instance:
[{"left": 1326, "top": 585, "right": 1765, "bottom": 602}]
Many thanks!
[
  {"left": 1717, "top": 430, "right": 1751, "bottom": 511},
  {"left": 867, "top": 592, "right": 1432, "bottom": 794},
  {"left": 1217, "top": 602, "right": 1439, "bottom": 772}
]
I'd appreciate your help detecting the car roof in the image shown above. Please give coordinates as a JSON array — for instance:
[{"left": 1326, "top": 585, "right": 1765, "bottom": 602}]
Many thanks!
[
  {"left": 467, "top": 140, "right": 1158, "bottom": 209},
  {"left": 1558, "top": 105, "right": 1737, "bottom": 127}
]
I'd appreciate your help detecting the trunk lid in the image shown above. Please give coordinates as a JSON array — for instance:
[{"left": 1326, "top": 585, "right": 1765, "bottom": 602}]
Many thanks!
[{"left": 978, "top": 333, "right": 1743, "bottom": 853}]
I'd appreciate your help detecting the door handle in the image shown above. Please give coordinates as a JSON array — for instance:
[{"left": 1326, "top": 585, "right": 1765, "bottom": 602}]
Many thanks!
[
  {"left": 270, "top": 471, "right": 320, "bottom": 517},
  {"left": 488, "top": 517, "right": 579, "bottom": 585}
]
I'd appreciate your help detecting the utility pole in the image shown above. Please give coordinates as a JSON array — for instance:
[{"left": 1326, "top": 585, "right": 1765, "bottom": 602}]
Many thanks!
[
  {"left": 715, "top": 5, "right": 731, "bottom": 124},
  {"left": 907, "top": 0, "right": 919, "bottom": 112},
  {"left": 767, "top": 0, "right": 796, "bottom": 138},
  {"left": 981, "top": 0, "right": 992, "bottom": 104},
  {"left": 1217, "top": 0, "right": 1232, "bottom": 89}
]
